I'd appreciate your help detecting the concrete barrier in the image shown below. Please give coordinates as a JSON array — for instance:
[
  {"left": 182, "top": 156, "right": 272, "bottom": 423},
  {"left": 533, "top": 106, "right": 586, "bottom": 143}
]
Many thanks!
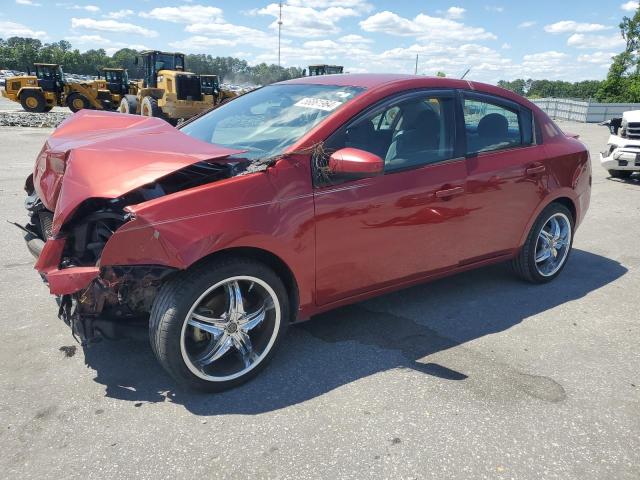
[{"left": 531, "top": 98, "right": 640, "bottom": 123}]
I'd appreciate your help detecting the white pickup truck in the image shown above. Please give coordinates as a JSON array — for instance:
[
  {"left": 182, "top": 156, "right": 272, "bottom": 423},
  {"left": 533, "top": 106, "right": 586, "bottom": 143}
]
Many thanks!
[{"left": 600, "top": 111, "right": 640, "bottom": 179}]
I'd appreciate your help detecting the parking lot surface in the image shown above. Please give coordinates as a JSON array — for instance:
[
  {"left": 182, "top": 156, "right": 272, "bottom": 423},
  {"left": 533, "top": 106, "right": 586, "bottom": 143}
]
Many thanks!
[{"left": 0, "top": 120, "right": 638, "bottom": 479}]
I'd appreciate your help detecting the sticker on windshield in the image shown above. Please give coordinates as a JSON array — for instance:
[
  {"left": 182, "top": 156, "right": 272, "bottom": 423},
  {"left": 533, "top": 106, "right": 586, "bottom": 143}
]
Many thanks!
[{"left": 294, "top": 97, "right": 343, "bottom": 111}]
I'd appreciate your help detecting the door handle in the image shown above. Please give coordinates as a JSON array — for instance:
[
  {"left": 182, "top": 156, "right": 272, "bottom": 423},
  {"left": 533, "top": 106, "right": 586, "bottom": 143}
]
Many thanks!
[
  {"left": 526, "top": 164, "right": 546, "bottom": 175},
  {"left": 435, "top": 186, "right": 465, "bottom": 199}
]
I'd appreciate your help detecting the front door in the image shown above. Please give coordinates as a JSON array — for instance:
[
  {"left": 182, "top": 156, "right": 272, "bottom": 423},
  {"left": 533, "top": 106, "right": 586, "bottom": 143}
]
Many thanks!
[{"left": 314, "top": 90, "right": 469, "bottom": 305}]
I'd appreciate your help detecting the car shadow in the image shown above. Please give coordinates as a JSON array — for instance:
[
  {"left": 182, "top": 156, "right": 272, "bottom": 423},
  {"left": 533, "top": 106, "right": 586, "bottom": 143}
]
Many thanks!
[{"left": 81, "top": 249, "right": 627, "bottom": 415}]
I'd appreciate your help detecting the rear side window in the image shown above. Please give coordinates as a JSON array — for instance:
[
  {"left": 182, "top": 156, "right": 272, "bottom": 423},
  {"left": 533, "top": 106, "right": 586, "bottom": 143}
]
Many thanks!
[{"left": 463, "top": 95, "right": 534, "bottom": 154}]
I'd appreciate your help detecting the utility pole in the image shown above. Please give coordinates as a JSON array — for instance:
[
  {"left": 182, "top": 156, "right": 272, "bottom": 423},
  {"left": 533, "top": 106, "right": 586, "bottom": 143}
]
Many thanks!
[
  {"left": 414, "top": 54, "right": 418, "bottom": 75},
  {"left": 278, "top": 1, "right": 283, "bottom": 67}
]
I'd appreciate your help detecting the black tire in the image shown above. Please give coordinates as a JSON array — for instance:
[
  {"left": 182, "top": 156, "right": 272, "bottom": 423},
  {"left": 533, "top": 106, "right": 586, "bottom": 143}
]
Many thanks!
[
  {"left": 67, "top": 93, "right": 90, "bottom": 113},
  {"left": 608, "top": 169, "right": 633, "bottom": 179},
  {"left": 20, "top": 90, "right": 46, "bottom": 113},
  {"left": 150, "top": 257, "right": 290, "bottom": 392},
  {"left": 140, "top": 96, "right": 161, "bottom": 117},
  {"left": 118, "top": 94, "right": 138, "bottom": 114},
  {"left": 512, "top": 202, "right": 574, "bottom": 283},
  {"left": 43, "top": 106, "right": 53, "bottom": 112}
]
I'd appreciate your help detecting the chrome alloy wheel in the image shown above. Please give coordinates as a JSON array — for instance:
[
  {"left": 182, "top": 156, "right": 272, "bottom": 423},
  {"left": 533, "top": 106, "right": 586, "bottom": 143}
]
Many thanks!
[
  {"left": 180, "top": 276, "right": 280, "bottom": 382},
  {"left": 534, "top": 212, "right": 572, "bottom": 277}
]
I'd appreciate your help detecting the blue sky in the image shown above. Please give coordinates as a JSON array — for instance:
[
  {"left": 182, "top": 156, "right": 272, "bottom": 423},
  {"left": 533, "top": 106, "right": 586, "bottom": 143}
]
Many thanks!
[{"left": 0, "top": 0, "right": 633, "bottom": 83}]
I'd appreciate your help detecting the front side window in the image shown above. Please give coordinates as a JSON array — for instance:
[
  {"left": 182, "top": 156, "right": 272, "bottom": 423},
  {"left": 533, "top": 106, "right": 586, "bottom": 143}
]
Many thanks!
[
  {"left": 322, "top": 92, "right": 456, "bottom": 179},
  {"left": 181, "top": 84, "right": 364, "bottom": 160},
  {"left": 463, "top": 95, "right": 533, "bottom": 154}
]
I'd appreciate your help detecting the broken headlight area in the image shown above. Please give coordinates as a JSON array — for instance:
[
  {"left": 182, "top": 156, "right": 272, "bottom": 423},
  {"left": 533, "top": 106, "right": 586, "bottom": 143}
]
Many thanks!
[
  {"left": 59, "top": 266, "right": 176, "bottom": 345},
  {"left": 52, "top": 160, "right": 234, "bottom": 267}
]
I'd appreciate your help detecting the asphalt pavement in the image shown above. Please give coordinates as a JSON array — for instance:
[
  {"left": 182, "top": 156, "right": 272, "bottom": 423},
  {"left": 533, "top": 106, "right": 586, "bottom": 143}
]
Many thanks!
[{"left": 0, "top": 117, "right": 638, "bottom": 479}]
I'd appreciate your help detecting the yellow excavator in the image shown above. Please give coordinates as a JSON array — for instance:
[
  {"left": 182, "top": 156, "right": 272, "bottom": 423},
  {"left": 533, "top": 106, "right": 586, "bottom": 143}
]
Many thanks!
[
  {"left": 1, "top": 63, "right": 116, "bottom": 113},
  {"left": 118, "top": 50, "right": 216, "bottom": 123}
]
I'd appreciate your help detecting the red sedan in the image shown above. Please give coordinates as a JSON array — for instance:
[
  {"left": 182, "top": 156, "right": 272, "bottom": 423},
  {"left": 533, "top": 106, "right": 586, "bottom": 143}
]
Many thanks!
[{"left": 22, "top": 74, "right": 591, "bottom": 391}]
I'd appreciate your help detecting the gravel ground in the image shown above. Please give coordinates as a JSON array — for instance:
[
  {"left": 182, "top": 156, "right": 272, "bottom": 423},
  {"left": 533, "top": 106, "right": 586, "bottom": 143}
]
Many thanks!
[
  {"left": 0, "top": 120, "right": 638, "bottom": 479},
  {"left": 0, "top": 95, "right": 72, "bottom": 127}
]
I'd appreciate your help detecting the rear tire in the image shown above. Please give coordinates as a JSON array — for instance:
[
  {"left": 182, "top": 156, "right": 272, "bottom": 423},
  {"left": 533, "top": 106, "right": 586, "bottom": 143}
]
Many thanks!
[
  {"left": 608, "top": 169, "right": 633, "bottom": 179},
  {"left": 118, "top": 94, "right": 138, "bottom": 114},
  {"left": 140, "top": 96, "right": 161, "bottom": 117},
  {"left": 20, "top": 91, "right": 46, "bottom": 113},
  {"left": 150, "top": 257, "right": 289, "bottom": 392},
  {"left": 512, "top": 203, "right": 574, "bottom": 283},
  {"left": 67, "top": 93, "right": 90, "bottom": 113}
]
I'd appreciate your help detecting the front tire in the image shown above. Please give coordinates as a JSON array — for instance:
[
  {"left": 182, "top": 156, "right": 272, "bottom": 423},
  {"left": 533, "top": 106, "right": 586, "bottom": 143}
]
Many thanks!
[
  {"left": 20, "top": 91, "right": 46, "bottom": 113},
  {"left": 118, "top": 94, "right": 138, "bottom": 114},
  {"left": 512, "top": 203, "right": 574, "bottom": 283},
  {"left": 150, "top": 257, "right": 289, "bottom": 392},
  {"left": 140, "top": 96, "right": 161, "bottom": 117},
  {"left": 67, "top": 93, "right": 90, "bottom": 113}
]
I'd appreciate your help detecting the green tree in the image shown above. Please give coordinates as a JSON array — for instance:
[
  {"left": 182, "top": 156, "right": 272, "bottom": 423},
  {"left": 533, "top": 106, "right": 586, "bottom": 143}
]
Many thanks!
[{"left": 597, "top": 6, "right": 640, "bottom": 102}]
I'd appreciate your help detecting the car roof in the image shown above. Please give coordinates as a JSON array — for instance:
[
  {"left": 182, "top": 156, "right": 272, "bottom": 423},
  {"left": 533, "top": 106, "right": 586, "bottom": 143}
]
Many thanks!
[{"left": 278, "top": 73, "right": 535, "bottom": 109}]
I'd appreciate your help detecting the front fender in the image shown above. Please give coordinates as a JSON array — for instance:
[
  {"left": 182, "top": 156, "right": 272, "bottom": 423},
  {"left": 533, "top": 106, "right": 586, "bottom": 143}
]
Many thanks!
[{"left": 99, "top": 159, "right": 316, "bottom": 310}]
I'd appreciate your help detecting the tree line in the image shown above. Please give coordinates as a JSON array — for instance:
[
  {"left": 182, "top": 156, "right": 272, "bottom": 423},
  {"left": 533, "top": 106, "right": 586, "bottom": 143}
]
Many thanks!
[{"left": 0, "top": 37, "right": 304, "bottom": 85}]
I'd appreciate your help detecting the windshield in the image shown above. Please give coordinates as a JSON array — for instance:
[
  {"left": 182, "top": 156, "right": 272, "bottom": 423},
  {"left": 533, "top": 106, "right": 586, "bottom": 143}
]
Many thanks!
[
  {"left": 181, "top": 84, "right": 364, "bottom": 160},
  {"left": 155, "top": 53, "right": 184, "bottom": 71}
]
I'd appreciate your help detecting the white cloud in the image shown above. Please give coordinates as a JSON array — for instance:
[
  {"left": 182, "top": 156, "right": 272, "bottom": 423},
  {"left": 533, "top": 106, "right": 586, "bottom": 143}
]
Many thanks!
[
  {"left": 186, "top": 22, "right": 272, "bottom": 44},
  {"left": 518, "top": 21, "right": 536, "bottom": 28},
  {"left": 169, "top": 36, "right": 238, "bottom": 51},
  {"left": 63, "top": 4, "right": 100, "bottom": 12},
  {"left": 567, "top": 33, "right": 626, "bottom": 49},
  {"left": 15, "top": 0, "right": 41, "bottom": 6},
  {"left": 577, "top": 51, "right": 616, "bottom": 66},
  {"left": 140, "top": 5, "right": 224, "bottom": 24},
  {"left": 517, "top": 51, "right": 584, "bottom": 77},
  {"left": 286, "top": 0, "right": 372, "bottom": 12},
  {"left": 544, "top": 20, "right": 612, "bottom": 34},
  {"left": 621, "top": 1, "right": 638, "bottom": 11},
  {"left": 359, "top": 11, "right": 496, "bottom": 42},
  {"left": 0, "top": 20, "right": 46, "bottom": 38},
  {"left": 65, "top": 34, "right": 110, "bottom": 44},
  {"left": 71, "top": 17, "right": 158, "bottom": 37},
  {"left": 339, "top": 34, "right": 372, "bottom": 44},
  {"left": 485, "top": 6, "right": 504, "bottom": 13},
  {"left": 446, "top": 7, "right": 465, "bottom": 19},
  {"left": 501, "top": 42, "right": 511, "bottom": 49},
  {"left": 105, "top": 9, "right": 134, "bottom": 19},
  {"left": 258, "top": 2, "right": 361, "bottom": 37}
]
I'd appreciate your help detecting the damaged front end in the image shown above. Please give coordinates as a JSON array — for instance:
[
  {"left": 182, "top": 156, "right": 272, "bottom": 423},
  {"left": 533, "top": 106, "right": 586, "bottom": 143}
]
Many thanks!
[
  {"left": 600, "top": 115, "right": 640, "bottom": 174},
  {"left": 21, "top": 111, "right": 246, "bottom": 345}
]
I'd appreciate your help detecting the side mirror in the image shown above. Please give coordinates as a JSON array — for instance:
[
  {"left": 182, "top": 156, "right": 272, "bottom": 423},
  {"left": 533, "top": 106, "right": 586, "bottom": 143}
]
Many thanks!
[{"left": 328, "top": 148, "right": 384, "bottom": 178}]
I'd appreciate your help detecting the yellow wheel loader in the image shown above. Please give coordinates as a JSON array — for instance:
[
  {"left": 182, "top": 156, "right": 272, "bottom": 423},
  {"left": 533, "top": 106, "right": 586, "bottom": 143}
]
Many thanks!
[
  {"left": 118, "top": 51, "right": 215, "bottom": 123},
  {"left": 307, "top": 64, "right": 344, "bottom": 76},
  {"left": 1, "top": 63, "right": 117, "bottom": 113},
  {"left": 99, "top": 67, "right": 137, "bottom": 108},
  {"left": 200, "top": 74, "right": 238, "bottom": 105}
]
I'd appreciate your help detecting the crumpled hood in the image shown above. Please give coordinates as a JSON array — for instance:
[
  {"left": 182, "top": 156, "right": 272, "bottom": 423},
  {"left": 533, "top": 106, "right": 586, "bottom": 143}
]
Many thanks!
[{"left": 33, "top": 110, "right": 242, "bottom": 234}]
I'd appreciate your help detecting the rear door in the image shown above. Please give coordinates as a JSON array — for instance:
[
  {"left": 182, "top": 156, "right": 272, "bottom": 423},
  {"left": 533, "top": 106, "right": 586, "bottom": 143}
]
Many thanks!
[
  {"left": 460, "top": 91, "right": 548, "bottom": 262},
  {"left": 313, "top": 90, "right": 469, "bottom": 305}
]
